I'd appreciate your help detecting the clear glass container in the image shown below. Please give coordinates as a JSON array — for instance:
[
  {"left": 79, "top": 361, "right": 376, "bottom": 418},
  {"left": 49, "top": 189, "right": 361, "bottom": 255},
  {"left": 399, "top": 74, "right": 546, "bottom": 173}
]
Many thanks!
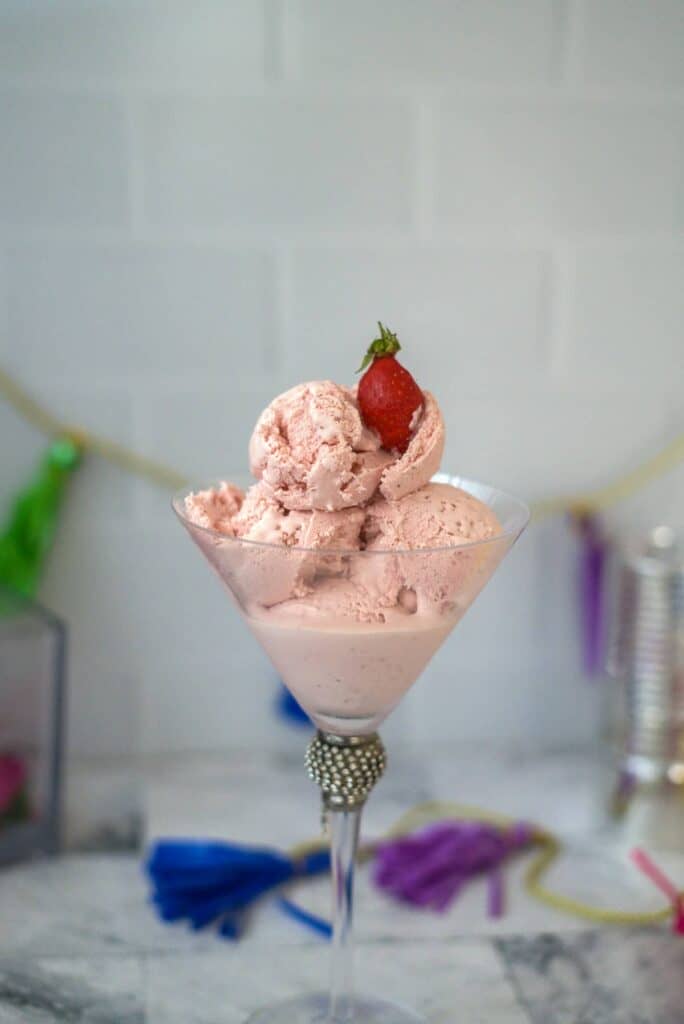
[{"left": 174, "top": 475, "right": 528, "bottom": 1023}]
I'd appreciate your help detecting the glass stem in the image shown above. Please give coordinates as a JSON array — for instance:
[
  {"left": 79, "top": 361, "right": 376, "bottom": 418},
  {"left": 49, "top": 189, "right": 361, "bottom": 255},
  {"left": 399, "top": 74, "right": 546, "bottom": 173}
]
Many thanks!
[{"left": 327, "top": 805, "right": 362, "bottom": 1022}]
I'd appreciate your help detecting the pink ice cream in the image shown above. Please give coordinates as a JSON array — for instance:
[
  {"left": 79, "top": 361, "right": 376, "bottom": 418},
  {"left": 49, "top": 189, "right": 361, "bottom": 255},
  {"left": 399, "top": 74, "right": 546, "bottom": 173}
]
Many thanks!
[
  {"left": 248, "top": 380, "right": 445, "bottom": 511},
  {"left": 188, "top": 481, "right": 365, "bottom": 607},
  {"left": 364, "top": 482, "right": 501, "bottom": 549},
  {"left": 249, "top": 381, "right": 393, "bottom": 511},
  {"left": 182, "top": 374, "right": 504, "bottom": 733},
  {"left": 357, "top": 482, "right": 503, "bottom": 617},
  {"left": 184, "top": 481, "right": 243, "bottom": 533},
  {"left": 377, "top": 392, "right": 444, "bottom": 501}
]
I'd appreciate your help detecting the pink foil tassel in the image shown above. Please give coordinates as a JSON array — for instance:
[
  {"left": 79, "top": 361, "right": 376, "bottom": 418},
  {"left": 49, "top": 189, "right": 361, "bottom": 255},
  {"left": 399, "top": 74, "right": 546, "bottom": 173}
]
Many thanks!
[
  {"left": 0, "top": 754, "right": 26, "bottom": 815},
  {"left": 630, "top": 847, "right": 684, "bottom": 935}
]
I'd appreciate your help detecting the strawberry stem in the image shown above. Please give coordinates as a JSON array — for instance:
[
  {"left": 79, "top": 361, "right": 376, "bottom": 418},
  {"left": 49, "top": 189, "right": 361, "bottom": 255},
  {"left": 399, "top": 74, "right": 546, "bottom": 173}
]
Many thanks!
[{"left": 356, "top": 322, "right": 402, "bottom": 373}]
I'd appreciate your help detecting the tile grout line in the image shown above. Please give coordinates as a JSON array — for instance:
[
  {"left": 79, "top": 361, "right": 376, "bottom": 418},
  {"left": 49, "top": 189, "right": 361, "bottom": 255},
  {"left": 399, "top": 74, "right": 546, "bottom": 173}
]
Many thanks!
[
  {"left": 4, "top": 226, "right": 684, "bottom": 251},
  {"left": 270, "top": 243, "right": 290, "bottom": 384},
  {"left": 546, "top": 242, "right": 574, "bottom": 382},
  {"left": 557, "top": 0, "right": 586, "bottom": 88},
  {"left": 263, "top": 0, "right": 285, "bottom": 83},
  {"left": 0, "top": 244, "right": 9, "bottom": 363},
  {"left": 124, "top": 95, "right": 146, "bottom": 243},
  {"left": 413, "top": 94, "right": 436, "bottom": 243},
  {"left": 2, "top": 73, "right": 684, "bottom": 105},
  {"left": 273, "top": 0, "right": 295, "bottom": 82}
]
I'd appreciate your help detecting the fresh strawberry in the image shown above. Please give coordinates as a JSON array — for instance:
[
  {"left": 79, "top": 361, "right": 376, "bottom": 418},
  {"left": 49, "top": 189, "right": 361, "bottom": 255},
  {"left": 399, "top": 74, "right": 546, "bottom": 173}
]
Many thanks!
[{"left": 356, "top": 323, "right": 424, "bottom": 453}]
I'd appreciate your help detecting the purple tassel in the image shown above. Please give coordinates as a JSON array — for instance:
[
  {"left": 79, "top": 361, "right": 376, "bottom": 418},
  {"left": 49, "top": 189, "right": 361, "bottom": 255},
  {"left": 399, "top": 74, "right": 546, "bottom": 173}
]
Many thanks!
[
  {"left": 574, "top": 512, "right": 608, "bottom": 677},
  {"left": 373, "top": 820, "right": 532, "bottom": 918}
]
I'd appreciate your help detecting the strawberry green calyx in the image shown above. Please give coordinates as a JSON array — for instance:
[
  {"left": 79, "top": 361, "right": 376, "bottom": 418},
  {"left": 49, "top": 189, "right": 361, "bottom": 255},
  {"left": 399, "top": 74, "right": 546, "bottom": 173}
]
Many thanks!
[{"left": 356, "top": 322, "right": 402, "bottom": 373}]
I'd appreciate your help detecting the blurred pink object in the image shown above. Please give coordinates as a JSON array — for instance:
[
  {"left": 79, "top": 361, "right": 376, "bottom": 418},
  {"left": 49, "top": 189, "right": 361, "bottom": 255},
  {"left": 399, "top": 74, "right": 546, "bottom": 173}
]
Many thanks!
[
  {"left": 0, "top": 754, "right": 26, "bottom": 815},
  {"left": 630, "top": 847, "right": 684, "bottom": 935}
]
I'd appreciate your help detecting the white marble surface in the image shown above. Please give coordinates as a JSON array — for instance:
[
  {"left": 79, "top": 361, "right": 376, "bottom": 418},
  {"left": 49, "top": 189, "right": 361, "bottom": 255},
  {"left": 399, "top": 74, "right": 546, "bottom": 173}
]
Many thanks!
[{"left": 2, "top": 744, "right": 684, "bottom": 1021}]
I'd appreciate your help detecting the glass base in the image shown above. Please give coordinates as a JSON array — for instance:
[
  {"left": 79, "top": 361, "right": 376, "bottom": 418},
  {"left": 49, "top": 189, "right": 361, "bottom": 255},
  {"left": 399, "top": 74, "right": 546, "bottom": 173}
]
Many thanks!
[
  {"left": 245, "top": 992, "right": 424, "bottom": 1024},
  {"left": 311, "top": 711, "right": 382, "bottom": 736}
]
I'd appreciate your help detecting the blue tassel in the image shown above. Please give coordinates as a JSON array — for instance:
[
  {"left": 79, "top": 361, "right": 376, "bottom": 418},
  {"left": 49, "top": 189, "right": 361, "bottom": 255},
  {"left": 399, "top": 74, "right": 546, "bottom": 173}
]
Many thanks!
[
  {"left": 145, "top": 839, "right": 330, "bottom": 940},
  {"left": 275, "top": 684, "right": 311, "bottom": 727},
  {"left": 277, "top": 897, "right": 333, "bottom": 938}
]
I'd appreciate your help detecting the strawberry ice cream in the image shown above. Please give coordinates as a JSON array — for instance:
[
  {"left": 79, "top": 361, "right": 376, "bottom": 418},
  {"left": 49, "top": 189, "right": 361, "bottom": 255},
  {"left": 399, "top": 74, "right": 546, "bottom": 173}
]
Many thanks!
[
  {"left": 249, "top": 380, "right": 444, "bottom": 512},
  {"left": 364, "top": 482, "right": 500, "bottom": 550},
  {"left": 249, "top": 381, "right": 393, "bottom": 512},
  {"left": 377, "top": 392, "right": 444, "bottom": 501},
  {"left": 357, "top": 482, "right": 503, "bottom": 618},
  {"left": 184, "top": 481, "right": 243, "bottom": 532},
  {"left": 187, "top": 481, "right": 365, "bottom": 608},
  {"left": 179, "top": 341, "right": 515, "bottom": 733}
]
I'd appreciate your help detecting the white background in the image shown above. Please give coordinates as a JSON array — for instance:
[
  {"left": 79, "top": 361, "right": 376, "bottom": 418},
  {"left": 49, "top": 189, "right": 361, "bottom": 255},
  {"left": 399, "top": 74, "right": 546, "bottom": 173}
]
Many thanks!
[{"left": 0, "top": 0, "right": 682, "bottom": 759}]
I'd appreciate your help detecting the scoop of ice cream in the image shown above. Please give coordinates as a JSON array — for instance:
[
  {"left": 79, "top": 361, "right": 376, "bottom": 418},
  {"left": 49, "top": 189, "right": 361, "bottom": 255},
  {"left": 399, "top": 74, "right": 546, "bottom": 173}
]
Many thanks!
[
  {"left": 231, "top": 482, "right": 302, "bottom": 546},
  {"left": 244, "top": 483, "right": 366, "bottom": 580},
  {"left": 378, "top": 391, "right": 445, "bottom": 501},
  {"left": 183, "top": 482, "right": 244, "bottom": 533},
  {"left": 364, "top": 482, "right": 500, "bottom": 549},
  {"left": 357, "top": 482, "right": 502, "bottom": 614},
  {"left": 186, "top": 481, "right": 364, "bottom": 550},
  {"left": 249, "top": 381, "right": 393, "bottom": 512},
  {"left": 183, "top": 481, "right": 365, "bottom": 608},
  {"left": 264, "top": 577, "right": 390, "bottom": 626},
  {"left": 183, "top": 482, "right": 295, "bottom": 606}
]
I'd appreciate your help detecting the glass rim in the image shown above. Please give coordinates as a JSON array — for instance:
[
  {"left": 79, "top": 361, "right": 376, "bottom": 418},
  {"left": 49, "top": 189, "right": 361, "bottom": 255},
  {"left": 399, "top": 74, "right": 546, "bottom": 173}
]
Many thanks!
[{"left": 171, "top": 474, "right": 530, "bottom": 557}]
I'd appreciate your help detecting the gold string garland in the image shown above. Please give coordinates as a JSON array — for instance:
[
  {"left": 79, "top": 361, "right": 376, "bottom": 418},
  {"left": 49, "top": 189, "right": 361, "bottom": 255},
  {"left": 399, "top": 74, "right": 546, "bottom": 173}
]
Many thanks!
[
  {"left": 1, "top": 365, "right": 682, "bottom": 516},
  {"left": 0, "top": 366, "right": 189, "bottom": 492},
  {"left": 3, "top": 365, "right": 682, "bottom": 925},
  {"left": 389, "top": 802, "right": 677, "bottom": 927},
  {"left": 291, "top": 801, "right": 680, "bottom": 929}
]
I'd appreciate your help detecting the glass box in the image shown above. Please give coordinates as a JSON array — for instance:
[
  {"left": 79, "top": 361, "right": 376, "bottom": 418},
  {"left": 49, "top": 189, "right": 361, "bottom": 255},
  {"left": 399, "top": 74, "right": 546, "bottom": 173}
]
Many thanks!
[{"left": 0, "top": 586, "right": 66, "bottom": 864}]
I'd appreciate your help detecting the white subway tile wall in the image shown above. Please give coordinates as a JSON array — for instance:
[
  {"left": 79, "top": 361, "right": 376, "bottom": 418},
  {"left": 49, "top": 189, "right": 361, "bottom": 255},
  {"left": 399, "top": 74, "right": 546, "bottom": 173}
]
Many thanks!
[
  {"left": 7, "top": 244, "right": 276, "bottom": 380},
  {"left": 584, "top": 0, "right": 684, "bottom": 87},
  {"left": 284, "top": 247, "right": 548, "bottom": 388},
  {"left": 0, "top": 1, "right": 266, "bottom": 85},
  {"left": 570, "top": 247, "right": 684, "bottom": 387},
  {"left": 287, "top": 0, "right": 563, "bottom": 83},
  {"left": 1, "top": 1, "right": 682, "bottom": 756},
  {"left": 142, "top": 97, "right": 414, "bottom": 230},
  {"left": 1, "top": 93, "right": 128, "bottom": 227},
  {"left": 435, "top": 102, "right": 684, "bottom": 233}
]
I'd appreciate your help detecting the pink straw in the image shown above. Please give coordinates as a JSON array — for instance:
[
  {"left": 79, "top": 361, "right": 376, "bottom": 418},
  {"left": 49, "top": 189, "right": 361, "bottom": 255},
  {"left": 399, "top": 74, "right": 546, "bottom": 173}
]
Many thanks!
[{"left": 630, "top": 847, "right": 684, "bottom": 934}]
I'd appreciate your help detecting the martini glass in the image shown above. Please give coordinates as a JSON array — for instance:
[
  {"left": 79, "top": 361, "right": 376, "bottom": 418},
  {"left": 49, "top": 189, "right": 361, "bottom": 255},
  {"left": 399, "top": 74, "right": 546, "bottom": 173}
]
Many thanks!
[{"left": 173, "top": 474, "right": 529, "bottom": 1024}]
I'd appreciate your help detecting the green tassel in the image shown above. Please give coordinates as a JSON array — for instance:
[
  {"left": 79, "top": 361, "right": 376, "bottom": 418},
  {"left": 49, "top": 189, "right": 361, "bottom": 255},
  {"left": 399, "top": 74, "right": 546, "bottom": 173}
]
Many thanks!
[{"left": 0, "top": 437, "right": 81, "bottom": 599}]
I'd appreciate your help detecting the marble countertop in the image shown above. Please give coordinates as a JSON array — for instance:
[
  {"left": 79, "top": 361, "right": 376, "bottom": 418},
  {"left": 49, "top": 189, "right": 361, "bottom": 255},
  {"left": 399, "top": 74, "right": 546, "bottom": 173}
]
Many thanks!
[{"left": 3, "top": 743, "right": 684, "bottom": 1022}]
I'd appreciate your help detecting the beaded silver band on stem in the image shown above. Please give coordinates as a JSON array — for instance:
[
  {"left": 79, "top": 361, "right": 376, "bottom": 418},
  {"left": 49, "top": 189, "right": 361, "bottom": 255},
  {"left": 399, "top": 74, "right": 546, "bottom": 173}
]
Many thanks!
[{"left": 305, "top": 731, "right": 387, "bottom": 813}]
